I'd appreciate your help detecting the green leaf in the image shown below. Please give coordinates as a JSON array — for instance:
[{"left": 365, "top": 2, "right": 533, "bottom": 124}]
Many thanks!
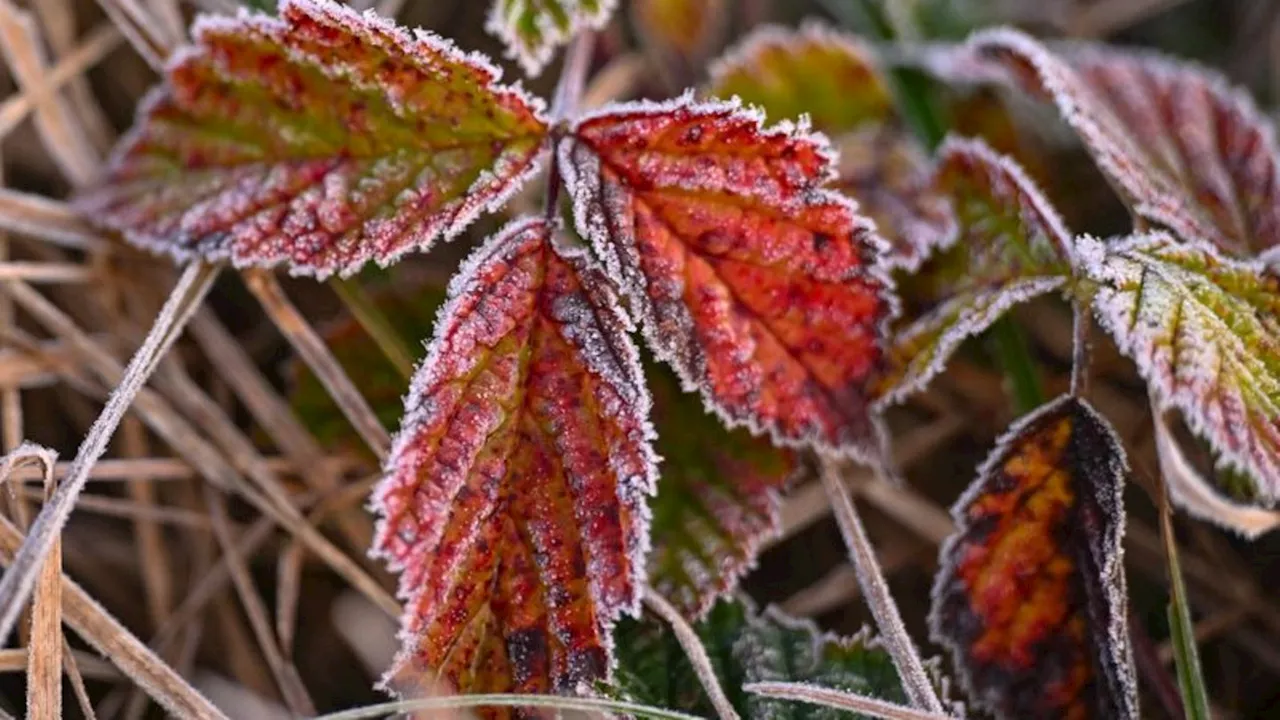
[
  {"left": 876, "top": 136, "right": 1072, "bottom": 406},
  {"left": 487, "top": 0, "right": 613, "bottom": 76},
  {"left": 611, "top": 598, "right": 918, "bottom": 720},
  {"left": 1081, "top": 231, "right": 1280, "bottom": 521},
  {"left": 645, "top": 363, "right": 798, "bottom": 619}
]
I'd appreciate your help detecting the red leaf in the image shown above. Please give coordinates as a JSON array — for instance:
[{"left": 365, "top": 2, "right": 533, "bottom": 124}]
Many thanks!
[
  {"left": 560, "top": 96, "right": 895, "bottom": 456},
  {"left": 931, "top": 396, "right": 1137, "bottom": 720},
  {"left": 79, "top": 0, "right": 548, "bottom": 278},
  {"left": 968, "top": 29, "right": 1280, "bottom": 258},
  {"left": 371, "top": 217, "right": 657, "bottom": 705}
]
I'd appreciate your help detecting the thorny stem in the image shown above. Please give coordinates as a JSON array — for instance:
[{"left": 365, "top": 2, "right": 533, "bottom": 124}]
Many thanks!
[
  {"left": 0, "top": 262, "right": 218, "bottom": 647},
  {"left": 818, "top": 456, "right": 944, "bottom": 714},
  {"left": 642, "top": 588, "right": 742, "bottom": 720},
  {"left": 1070, "top": 301, "right": 1092, "bottom": 398},
  {"left": 330, "top": 276, "right": 416, "bottom": 382}
]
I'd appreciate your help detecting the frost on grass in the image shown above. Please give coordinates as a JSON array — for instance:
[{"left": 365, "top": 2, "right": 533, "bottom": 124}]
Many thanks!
[
  {"left": 708, "top": 24, "right": 955, "bottom": 271},
  {"left": 967, "top": 27, "right": 1280, "bottom": 258},
  {"left": 559, "top": 94, "right": 896, "bottom": 458},
  {"left": 612, "top": 597, "right": 942, "bottom": 720},
  {"left": 370, "top": 217, "right": 657, "bottom": 711},
  {"left": 931, "top": 396, "right": 1137, "bottom": 720},
  {"left": 644, "top": 362, "right": 797, "bottom": 619},
  {"left": 876, "top": 137, "right": 1072, "bottom": 406},
  {"left": 487, "top": 0, "right": 615, "bottom": 76},
  {"left": 1081, "top": 231, "right": 1280, "bottom": 508},
  {"left": 77, "top": 0, "right": 549, "bottom": 279}
]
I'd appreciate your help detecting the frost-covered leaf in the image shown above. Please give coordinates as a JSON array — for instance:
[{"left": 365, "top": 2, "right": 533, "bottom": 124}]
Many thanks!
[
  {"left": 968, "top": 28, "right": 1280, "bottom": 258},
  {"left": 877, "top": 137, "right": 1071, "bottom": 405},
  {"left": 1080, "top": 231, "right": 1280, "bottom": 507},
  {"left": 78, "top": 0, "right": 548, "bottom": 279},
  {"left": 612, "top": 598, "right": 912, "bottom": 720},
  {"left": 931, "top": 395, "right": 1137, "bottom": 720},
  {"left": 488, "top": 0, "right": 614, "bottom": 76},
  {"left": 709, "top": 24, "right": 954, "bottom": 270},
  {"left": 560, "top": 96, "right": 895, "bottom": 456},
  {"left": 289, "top": 278, "right": 445, "bottom": 454},
  {"left": 645, "top": 363, "right": 797, "bottom": 619},
  {"left": 371, "top": 217, "right": 657, "bottom": 709}
]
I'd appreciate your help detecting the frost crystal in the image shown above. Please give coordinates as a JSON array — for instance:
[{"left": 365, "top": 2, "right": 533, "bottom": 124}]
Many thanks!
[
  {"left": 371, "top": 217, "right": 657, "bottom": 705},
  {"left": 561, "top": 94, "right": 895, "bottom": 458},
  {"left": 78, "top": 0, "right": 549, "bottom": 279},
  {"left": 931, "top": 396, "right": 1137, "bottom": 720}
]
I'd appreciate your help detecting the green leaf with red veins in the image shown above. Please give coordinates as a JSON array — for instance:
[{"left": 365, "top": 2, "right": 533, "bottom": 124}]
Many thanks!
[
  {"left": 967, "top": 28, "right": 1280, "bottom": 258},
  {"left": 645, "top": 362, "right": 798, "bottom": 619},
  {"left": 1079, "top": 231, "right": 1280, "bottom": 512},
  {"left": 488, "top": 0, "right": 614, "bottom": 77},
  {"left": 371, "top": 217, "right": 657, "bottom": 711},
  {"left": 708, "top": 24, "right": 955, "bottom": 271},
  {"left": 877, "top": 137, "right": 1072, "bottom": 406},
  {"left": 77, "top": 0, "right": 548, "bottom": 279},
  {"left": 559, "top": 96, "right": 896, "bottom": 458}
]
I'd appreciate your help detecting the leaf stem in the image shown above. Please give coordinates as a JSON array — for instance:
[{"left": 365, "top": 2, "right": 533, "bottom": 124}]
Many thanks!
[
  {"left": 1070, "top": 301, "right": 1092, "bottom": 398},
  {"left": 642, "top": 588, "right": 742, "bottom": 720},
  {"left": 330, "top": 276, "right": 415, "bottom": 382},
  {"left": 1158, "top": 481, "right": 1212, "bottom": 720},
  {"left": 818, "top": 455, "right": 944, "bottom": 714}
]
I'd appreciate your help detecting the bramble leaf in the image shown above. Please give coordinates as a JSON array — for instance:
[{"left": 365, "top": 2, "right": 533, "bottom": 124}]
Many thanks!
[
  {"left": 709, "top": 25, "right": 955, "bottom": 271},
  {"left": 560, "top": 96, "right": 895, "bottom": 457},
  {"left": 79, "top": 0, "right": 548, "bottom": 279},
  {"left": 488, "top": 0, "right": 614, "bottom": 76},
  {"left": 931, "top": 395, "right": 1137, "bottom": 720},
  {"left": 877, "top": 137, "right": 1072, "bottom": 406},
  {"left": 645, "top": 363, "right": 797, "bottom": 619},
  {"left": 968, "top": 28, "right": 1280, "bottom": 258},
  {"left": 371, "top": 217, "right": 657, "bottom": 709},
  {"left": 612, "top": 598, "right": 912, "bottom": 719},
  {"left": 1080, "top": 231, "right": 1280, "bottom": 508}
]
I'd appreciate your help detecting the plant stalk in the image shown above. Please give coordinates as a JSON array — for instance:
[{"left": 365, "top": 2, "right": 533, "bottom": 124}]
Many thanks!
[{"left": 1159, "top": 482, "right": 1212, "bottom": 720}]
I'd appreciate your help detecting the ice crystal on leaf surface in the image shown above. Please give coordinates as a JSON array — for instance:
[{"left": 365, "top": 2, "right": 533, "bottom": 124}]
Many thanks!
[
  {"left": 79, "top": 0, "right": 548, "bottom": 279},
  {"left": 559, "top": 95, "right": 896, "bottom": 458}
]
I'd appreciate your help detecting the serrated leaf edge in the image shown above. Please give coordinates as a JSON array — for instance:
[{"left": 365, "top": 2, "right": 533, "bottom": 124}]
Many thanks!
[{"left": 485, "top": 0, "right": 618, "bottom": 77}]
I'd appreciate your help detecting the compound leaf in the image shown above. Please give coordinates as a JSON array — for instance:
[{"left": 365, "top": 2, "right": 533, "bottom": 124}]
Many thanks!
[
  {"left": 613, "top": 598, "right": 913, "bottom": 720},
  {"left": 560, "top": 96, "right": 895, "bottom": 457},
  {"left": 79, "top": 0, "right": 548, "bottom": 279},
  {"left": 371, "top": 217, "right": 657, "bottom": 710},
  {"left": 488, "top": 0, "right": 614, "bottom": 76},
  {"left": 1080, "top": 231, "right": 1280, "bottom": 509},
  {"left": 968, "top": 28, "right": 1280, "bottom": 258},
  {"left": 645, "top": 363, "right": 797, "bottom": 619},
  {"left": 877, "top": 137, "right": 1072, "bottom": 405},
  {"left": 931, "top": 395, "right": 1137, "bottom": 720},
  {"left": 709, "top": 24, "right": 955, "bottom": 270}
]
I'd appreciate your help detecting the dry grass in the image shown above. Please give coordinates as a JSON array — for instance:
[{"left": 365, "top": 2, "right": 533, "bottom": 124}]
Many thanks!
[{"left": 0, "top": 0, "right": 1274, "bottom": 718}]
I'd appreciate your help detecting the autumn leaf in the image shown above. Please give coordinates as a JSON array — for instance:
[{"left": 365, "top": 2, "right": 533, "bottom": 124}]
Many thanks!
[
  {"left": 931, "top": 395, "right": 1137, "bottom": 720},
  {"left": 708, "top": 24, "right": 955, "bottom": 271},
  {"left": 967, "top": 28, "right": 1280, "bottom": 258},
  {"left": 78, "top": 0, "right": 548, "bottom": 279},
  {"left": 644, "top": 362, "right": 797, "bottom": 619},
  {"left": 560, "top": 95, "right": 895, "bottom": 457},
  {"left": 488, "top": 0, "right": 614, "bottom": 76},
  {"left": 371, "top": 217, "right": 657, "bottom": 708},
  {"left": 612, "top": 598, "right": 922, "bottom": 719},
  {"left": 877, "top": 137, "right": 1072, "bottom": 406},
  {"left": 1080, "top": 231, "right": 1280, "bottom": 509}
]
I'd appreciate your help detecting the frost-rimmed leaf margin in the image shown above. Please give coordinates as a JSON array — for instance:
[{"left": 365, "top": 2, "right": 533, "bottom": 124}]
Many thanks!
[
  {"left": 929, "top": 394, "right": 1137, "bottom": 720},
  {"left": 875, "top": 136, "right": 1073, "bottom": 407},
  {"left": 558, "top": 91, "right": 899, "bottom": 461},
  {"left": 1078, "top": 231, "right": 1280, "bottom": 507},
  {"left": 963, "top": 26, "right": 1280, "bottom": 258},
  {"left": 370, "top": 214, "right": 660, "bottom": 697},
  {"left": 82, "top": 0, "right": 550, "bottom": 280},
  {"left": 486, "top": 0, "right": 618, "bottom": 78}
]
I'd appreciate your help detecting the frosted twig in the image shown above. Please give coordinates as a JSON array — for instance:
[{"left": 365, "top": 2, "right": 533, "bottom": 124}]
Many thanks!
[
  {"left": 818, "top": 455, "right": 944, "bottom": 713},
  {"left": 745, "top": 682, "right": 954, "bottom": 720},
  {"left": 642, "top": 587, "right": 741, "bottom": 720},
  {"left": 0, "top": 262, "right": 218, "bottom": 647},
  {"left": 1070, "top": 300, "right": 1092, "bottom": 398}
]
